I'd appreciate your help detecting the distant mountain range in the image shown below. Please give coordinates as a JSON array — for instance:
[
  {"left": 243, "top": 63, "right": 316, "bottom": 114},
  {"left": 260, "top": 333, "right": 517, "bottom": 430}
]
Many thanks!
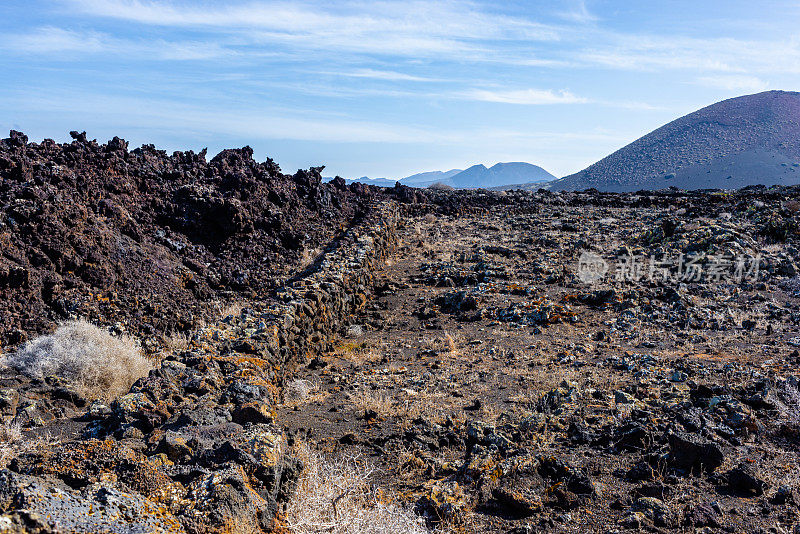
[
  {"left": 550, "top": 90, "right": 800, "bottom": 192},
  {"left": 329, "top": 91, "right": 800, "bottom": 193},
  {"left": 448, "top": 163, "right": 555, "bottom": 189},
  {"left": 328, "top": 162, "right": 556, "bottom": 190},
  {"left": 402, "top": 169, "right": 463, "bottom": 186}
]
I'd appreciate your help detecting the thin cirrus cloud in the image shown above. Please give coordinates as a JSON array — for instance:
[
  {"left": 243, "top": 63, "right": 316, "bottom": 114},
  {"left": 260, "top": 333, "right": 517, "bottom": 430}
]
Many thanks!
[
  {"left": 556, "top": 0, "right": 598, "bottom": 24},
  {"left": 581, "top": 34, "right": 800, "bottom": 74},
  {"left": 64, "top": 0, "right": 561, "bottom": 58},
  {"left": 65, "top": 0, "right": 559, "bottom": 38},
  {"left": 5, "top": 26, "right": 109, "bottom": 54},
  {"left": 696, "top": 75, "right": 770, "bottom": 93},
  {"left": 327, "top": 69, "right": 446, "bottom": 83},
  {"left": 1, "top": 26, "right": 237, "bottom": 60},
  {"left": 271, "top": 83, "right": 591, "bottom": 107},
  {"left": 463, "top": 88, "right": 589, "bottom": 105},
  {"left": 56, "top": 0, "right": 800, "bottom": 76}
]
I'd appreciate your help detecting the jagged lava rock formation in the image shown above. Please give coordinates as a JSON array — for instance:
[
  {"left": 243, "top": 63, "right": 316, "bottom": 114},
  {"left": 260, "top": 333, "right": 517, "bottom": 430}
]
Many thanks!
[{"left": 0, "top": 130, "right": 377, "bottom": 349}]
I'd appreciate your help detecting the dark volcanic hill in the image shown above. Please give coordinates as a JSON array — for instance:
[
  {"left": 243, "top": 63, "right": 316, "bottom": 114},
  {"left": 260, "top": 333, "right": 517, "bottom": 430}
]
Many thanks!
[{"left": 551, "top": 90, "right": 800, "bottom": 192}]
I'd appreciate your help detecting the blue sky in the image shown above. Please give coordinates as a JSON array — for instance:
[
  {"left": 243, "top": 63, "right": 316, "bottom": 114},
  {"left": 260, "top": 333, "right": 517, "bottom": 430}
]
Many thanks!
[{"left": 1, "top": 1, "right": 799, "bottom": 179}]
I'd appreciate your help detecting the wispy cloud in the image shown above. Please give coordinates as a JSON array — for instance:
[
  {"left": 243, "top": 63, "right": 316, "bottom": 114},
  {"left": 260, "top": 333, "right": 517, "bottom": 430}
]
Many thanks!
[
  {"left": 64, "top": 0, "right": 560, "bottom": 60},
  {"left": 581, "top": 34, "right": 800, "bottom": 74},
  {"left": 2, "top": 26, "right": 109, "bottom": 54},
  {"left": 333, "top": 69, "right": 445, "bottom": 82},
  {"left": 557, "top": 0, "right": 597, "bottom": 24},
  {"left": 0, "top": 26, "right": 236, "bottom": 60},
  {"left": 258, "top": 80, "right": 597, "bottom": 107},
  {"left": 463, "top": 88, "right": 588, "bottom": 105},
  {"left": 24, "top": 1, "right": 800, "bottom": 78},
  {"left": 68, "top": 0, "right": 558, "bottom": 37},
  {"left": 695, "top": 74, "right": 769, "bottom": 92}
]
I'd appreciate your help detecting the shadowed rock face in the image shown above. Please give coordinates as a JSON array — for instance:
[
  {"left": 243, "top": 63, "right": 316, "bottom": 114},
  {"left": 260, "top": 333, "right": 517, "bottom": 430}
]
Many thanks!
[
  {"left": 0, "top": 203, "right": 399, "bottom": 534},
  {"left": 552, "top": 90, "right": 800, "bottom": 192},
  {"left": 0, "top": 131, "right": 376, "bottom": 348}
]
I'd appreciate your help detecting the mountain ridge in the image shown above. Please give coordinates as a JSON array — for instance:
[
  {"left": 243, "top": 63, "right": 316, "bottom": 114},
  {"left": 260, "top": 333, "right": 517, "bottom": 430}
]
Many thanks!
[
  {"left": 328, "top": 161, "right": 555, "bottom": 189},
  {"left": 450, "top": 162, "right": 555, "bottom": 188}
]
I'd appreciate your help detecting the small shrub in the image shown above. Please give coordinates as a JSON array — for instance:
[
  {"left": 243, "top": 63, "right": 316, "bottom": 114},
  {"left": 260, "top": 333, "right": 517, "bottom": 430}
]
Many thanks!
[
  {"left": 350, "top": 389, "right": 393, "bottom": 418},
  {"left": 0, "top": 420, "right": 58, "bottom": 468},
  {"left": 284, "top": 378, "right": 321, "bottom": 407},
  {"left": 0, "top": 420, "right": 22, "bottom": 468},
  {"left": 444, "top": 332, "right": 458, "bottom": 355},
  {"left": 4, "top": 319, "right": 151, "bottom": 402},
  {"left": 299, "top": 247, "right": 323, "bottom": 269},
  {"left": 422, "top": 332, "right": 462, "bottom": 355},
  {"left": 773, "top": 380, "right": 800, "bottom": 426},
  {"left": 286, "top": 445, "right": 429, "bottom": 534},
  {"left": 162, "top": 331, "right": 190, "bottom": 353},
  {"left": 216, "top": 301, "right": 244, "bottom": 320}
]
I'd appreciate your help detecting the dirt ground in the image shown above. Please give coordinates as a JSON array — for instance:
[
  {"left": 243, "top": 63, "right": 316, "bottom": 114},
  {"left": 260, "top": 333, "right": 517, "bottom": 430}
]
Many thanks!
[{"left": 280, "top": 203, "right": 800, "bottom": 533}]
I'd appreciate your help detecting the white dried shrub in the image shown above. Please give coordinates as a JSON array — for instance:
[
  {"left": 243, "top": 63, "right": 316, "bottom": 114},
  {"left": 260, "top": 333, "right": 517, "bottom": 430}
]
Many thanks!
[
  {"left": 350, "top": 389, "right": 393, "bottom": 418},
  {"left": 4, "top": 319, "right": 151, "bottom": 402},
  {"left": 162, "top": 331, "right": 190, "bottom": 354},
  {"left": 284, "top": 379, "right": 316, "bottom": 406},
  {"left": 217, "top": 301, "right": 244, "bottom": 320},
  {"left": 0, "top": 420, "right": 58, "bottom": 468},
  {"left": 286, "top": 445, "right": 430, "bottom": 534},
  {"left": 0, "top": 420, "right": 22, "bottom": 468}
]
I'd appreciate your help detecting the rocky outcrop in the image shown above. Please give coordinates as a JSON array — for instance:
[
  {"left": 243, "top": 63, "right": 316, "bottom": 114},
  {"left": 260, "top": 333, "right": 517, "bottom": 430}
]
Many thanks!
[
  {"left": 0, "top": 204, "right": 399, "bottom": 533},
  {"left": 0, "top": 131, "right": 379, "bottom": 349}
]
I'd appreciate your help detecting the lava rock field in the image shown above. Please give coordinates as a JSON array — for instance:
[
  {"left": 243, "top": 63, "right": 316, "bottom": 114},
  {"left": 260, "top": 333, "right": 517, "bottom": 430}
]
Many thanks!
[{"left": 2, "top": 131, "right": 800, "bottom": 533}]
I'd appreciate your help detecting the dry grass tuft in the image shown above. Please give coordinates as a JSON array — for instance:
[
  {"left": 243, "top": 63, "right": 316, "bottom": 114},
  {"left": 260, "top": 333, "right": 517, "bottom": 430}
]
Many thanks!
[
  {"left": 217, "top": 301, "right": 244, "bottom": 320},
  {"left": 784, "top": 200, "right": 800, "bottom": 214},
  {"left": 335, "top": 340, "right": 383, "bottom": 365},
  {"left": 444, "top": 332, "right": 458, "bottom": 355},
  {"left": 286, "top": 445, "right": 430, "bottom": 534},
  {"left": 0, "top": 420, "right": 22, "bottom": 468},
  {"left": 421, "top": 332, "right": 462, "bottom": 356},
  {"left": 350, "top": 389, "right": 393, "bottom": 418},
  {"left": 773, "top": 380, "right": 800, "bottom": 425},
  {"left": 162, "top": 331, "right": 190, "bottom": 354},
  {"left": 284, "top": 378, "right": 325, "bottom": 407},
  {"left": 4, "top": 319, "right": 152, "bottom": 402},
  {"left": 0, "top": 420, "right": 59, "bottom": 468},
  {"left": 300, "top": 247, "right": 323, "bottom": 269}
]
